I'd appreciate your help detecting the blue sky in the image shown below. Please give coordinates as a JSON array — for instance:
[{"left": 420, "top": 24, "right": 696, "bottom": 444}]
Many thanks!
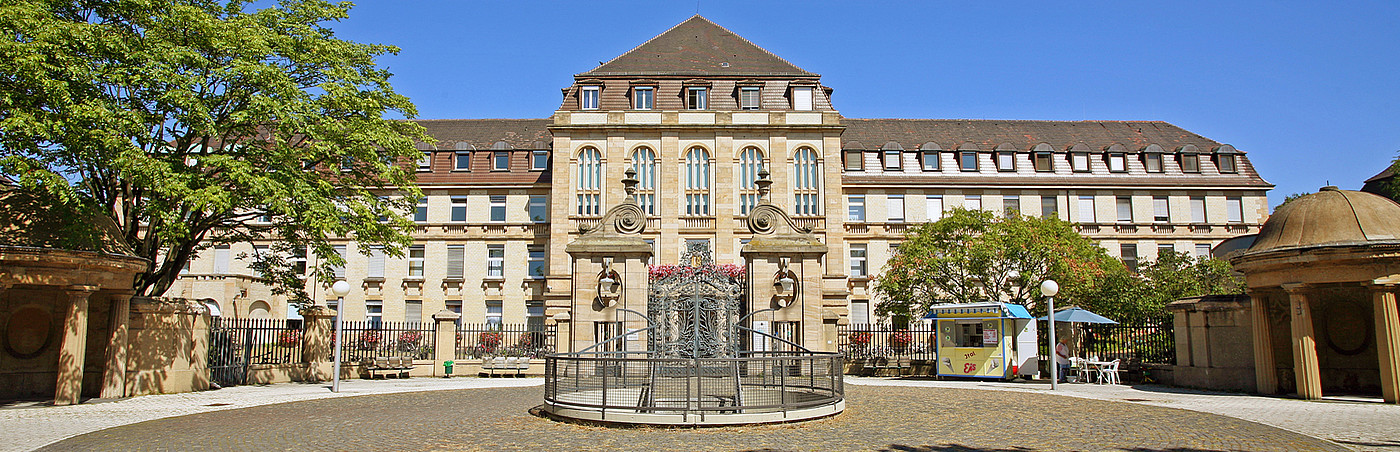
[{"left": 330, "top": 1, "right": 1400, "bottom": 207}]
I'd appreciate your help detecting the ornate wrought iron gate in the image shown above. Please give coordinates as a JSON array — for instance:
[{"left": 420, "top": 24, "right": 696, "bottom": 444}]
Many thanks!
[{"left": 647, "top": 243, "right": 745, "bottom": 359}]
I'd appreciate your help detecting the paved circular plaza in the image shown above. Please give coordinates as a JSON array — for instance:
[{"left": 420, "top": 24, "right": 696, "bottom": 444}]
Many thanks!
[{"left": 41, "top": 385, "right": 1344, "bottom": 451}]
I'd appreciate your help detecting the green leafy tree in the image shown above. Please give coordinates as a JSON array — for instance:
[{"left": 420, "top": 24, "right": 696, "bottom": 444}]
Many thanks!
[
  {"left": 1076, "top": 251, "right": 1243, "bottom": 322},
  {"left": 0, "top": 0, "right": 430, "bottom": 304},
  {"left": 872, "top": 208, "right": 1125, "bottom": 321}
]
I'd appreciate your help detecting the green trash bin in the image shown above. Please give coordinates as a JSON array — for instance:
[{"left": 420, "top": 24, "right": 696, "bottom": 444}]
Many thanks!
[{"left": 443, "top": 360, "right": 454, "bottom": 378}]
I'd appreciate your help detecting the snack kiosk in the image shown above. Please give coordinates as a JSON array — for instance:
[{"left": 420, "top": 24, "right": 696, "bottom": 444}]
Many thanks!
[{"left": 926, "top": 302, "right": 1038, "bottom": 379}]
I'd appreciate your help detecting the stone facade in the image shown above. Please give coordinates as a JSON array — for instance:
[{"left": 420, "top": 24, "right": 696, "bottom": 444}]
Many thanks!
[{"left": 172, "top": 16, "right": 1272, "bottom": 351}]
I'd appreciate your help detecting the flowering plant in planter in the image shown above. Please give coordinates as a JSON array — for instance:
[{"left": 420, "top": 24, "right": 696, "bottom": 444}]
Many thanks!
[
  {"left": 648, "top": 264, "right": 746, "bottom": 282},
  {"left": 358, "top": 330, "right": 382, "bottom": 350},
  {"left": 277, "top": 329, "right": 301, "bottom": 347},
  {"left": 890, "top": 330, "right": 913, "bottom": 350},
  {"left": 398, "top": 331, "right": 422, "bottom": 344},
  {"left": 479, "top": 331, "right": 503, "bottom": 351},
  {"left": 849, "top": 332, "right": 872, "bottom": 348}
]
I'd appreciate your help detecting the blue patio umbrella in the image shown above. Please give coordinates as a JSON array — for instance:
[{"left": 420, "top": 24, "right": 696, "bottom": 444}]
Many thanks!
[{"left": 1036, "top": 307, "right": 1118, "bottom": 324}]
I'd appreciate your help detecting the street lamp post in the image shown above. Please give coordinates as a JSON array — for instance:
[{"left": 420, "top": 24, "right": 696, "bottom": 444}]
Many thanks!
[
  {"left": 331, "top": 280, "right": 351, "bottom": 393},
  {"left": 1040, "top": 279, "right": 1060, "bottom": 390}
]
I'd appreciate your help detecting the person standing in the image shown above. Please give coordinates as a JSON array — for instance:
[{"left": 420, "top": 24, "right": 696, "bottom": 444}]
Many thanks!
[{"left": 1055, "top": 337, "right": 1072, "bottom": 383}]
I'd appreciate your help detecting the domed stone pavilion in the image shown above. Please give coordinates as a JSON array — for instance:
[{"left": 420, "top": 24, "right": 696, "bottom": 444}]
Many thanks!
[{"left": 1231, "top": 186, "right": 1400, "bottom": 402}]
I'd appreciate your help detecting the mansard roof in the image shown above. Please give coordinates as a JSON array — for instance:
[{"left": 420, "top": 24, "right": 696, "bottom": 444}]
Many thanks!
[
  {"left": 414, "top": 119, "right": 552, "bottom": 150},
  {"left": 840, "top": 119, "right": 1225, "bottom": 153},
  {"left": 578, "top": 15, "right": 815, "bottom": 78}
]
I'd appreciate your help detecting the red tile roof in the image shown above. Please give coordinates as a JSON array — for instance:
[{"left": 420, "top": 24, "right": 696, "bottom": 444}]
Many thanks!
[{"left": 841, "top": 118, "right": 1227, "bottom": 152}]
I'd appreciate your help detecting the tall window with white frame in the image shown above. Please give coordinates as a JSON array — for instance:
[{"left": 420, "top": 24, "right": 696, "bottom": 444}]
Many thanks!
[
  {"left": 528, "top": 247, "right": 546, "bottom": 279},
  {"left": 414, "top": 197, "right": 428, "bottom": 223},
  {"left": 1190, "top": 196, "right": 1207, "bottom": 223},
  {"left": 1226, "top": 196, "right": 1243, "bottom": 223},
  {"left": 292, "top": 246, "right": 307, "bottom": 276},
  {"left": 445, "top": 300, "right": 463, "bottom": 326},
  {"left": 1116, "top": 196, "right": 1133, "bottom": 223},
  {"left": 487, "top": 245, "right": 505, "bottom": 279},
  {"left": 485, "top": 300, "right": 503, "bottom": 327},
  {"left": 489, "top": 195, "right": 506, "bottom": 222},
  {"left": 576, "top": 147, "right": 602, "bottom": 216},
  {"left": 887, "top": 194, "right": 905, "bottom": 223},
  {"left": 580, "top": 86, "right": 599, "bottom": 110},
  {"left": 450, "top": 195, "right": 467, "bottom": 222},
  {"left": 213, "top": 245, "right": 230, "bottom": 274},
  {"left": 529, "top": 195, "right": 548, "bottom": 223},
  {"left": 1078, "top": 195, "right": 1097, "bottom": 223},
  {"left": 331, "top": 245, "right": 346, "bottom": 280},
  {"left": 1153, "top": 196, "right": 1170, "bottom": 223},
  {"left": 792, "top": 148, "right": 821, "bottom": 216},
  {"left": 684, "top": 147, "right": 711, "bottom": 216},
  {"left": 925, "top": 195, "right": 944, "bottom": 221},
  {"left": 849, "top": 244, "right": 868, "bottom": 278},
  {"left": 847, "top": 195, "right": 865, "bottom": 222},
  {"left": 737, "top": 147, "right": 765, "bottom": 215},
  {"left": 366, "top": 300, "right": 383, "bottom": 328},
  {"left": 630, "top": 147, "right": 657, "bottom": 215},
  {"left": 367, "top": 246, "right": 385, "bottom": 279},
  {"left": 405, "top": 300, "right": 422, "bottom": 324},
  {"left": 446, "top": 245, "right": 465, "bottom": 280},
  {"left": 1120, "top": 243, "right": 1139, "bottom": 272},
  {"left": 407, "top": 245, "right": 424, "bottom": 279}
]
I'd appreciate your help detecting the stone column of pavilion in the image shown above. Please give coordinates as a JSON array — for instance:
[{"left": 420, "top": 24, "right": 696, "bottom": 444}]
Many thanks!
[
  {"left": 99, "top": 290, "right": 136, "bottom": 398},
  {"left": 1371, "top": 276, "right": 1400, "bottom": 403},
  {"left": 564, "top": 169, "right": 654, "bottom": 353},
  {"left": 740, "top": 170, "right": 832, "bottom": 351},
  {"left": 1282, "top": 283, "right": 1323, "bottom": 400},
  {"left": 1245, "top": 288, "right": 1279, "bottom": 394},
  {"left": 1231, "top": 186, "right": 1400, "bottom": 402}
]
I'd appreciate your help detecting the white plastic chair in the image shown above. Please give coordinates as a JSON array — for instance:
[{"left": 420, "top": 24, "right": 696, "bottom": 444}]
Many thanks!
[{"left": 1097, "top": 359, "right": 1121, "bottom": 384}]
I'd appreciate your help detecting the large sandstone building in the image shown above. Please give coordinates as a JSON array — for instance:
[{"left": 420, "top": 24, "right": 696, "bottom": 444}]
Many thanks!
[{"left": 172, "top": 16, "right": 1272, "bottom": 346}]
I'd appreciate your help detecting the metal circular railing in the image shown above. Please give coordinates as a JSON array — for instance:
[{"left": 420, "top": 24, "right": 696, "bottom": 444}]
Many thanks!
[{"left": 543, "top": 351, "right": 844, "bottom": 425}]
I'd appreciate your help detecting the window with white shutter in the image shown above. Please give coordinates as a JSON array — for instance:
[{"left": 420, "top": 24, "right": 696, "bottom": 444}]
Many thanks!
[
  {"left": 367, "top": 246, "right": 385, "bottom": 278},
  {"left": 1078, "top": 196, "right": 1096, "bottom": 223}
]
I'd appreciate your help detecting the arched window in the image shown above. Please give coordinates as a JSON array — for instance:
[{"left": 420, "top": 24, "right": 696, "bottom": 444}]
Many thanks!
[
  {"left": 630, "top": 147, "right": 657, "bottom": 215},
  {"left": 738, "top": 147, "right": 765, "bottom": 215},
  {"left": 576, "top": 147, "right": 602, "bottom": 215},
  {"left": 792, "top": 147, "right": 821, "bottom": 215},
  {"left": 684, "top": 147, "right": 711, "bottom": 216}
]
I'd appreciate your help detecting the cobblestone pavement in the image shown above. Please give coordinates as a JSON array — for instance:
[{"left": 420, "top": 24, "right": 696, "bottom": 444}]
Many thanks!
[
  {"left": 844, "top": 377, "right": 1400, "bottom": 451},
  {"left": 0, "top": 378, "right": 540, "bottom": 452},
  {"left": 38, "top": 383, "right": 1347, "bottom": 452}
]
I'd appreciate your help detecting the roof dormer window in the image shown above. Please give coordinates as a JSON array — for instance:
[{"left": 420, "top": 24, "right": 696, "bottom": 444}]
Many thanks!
[
  {"left": 632, "top": 86, "right": 653, "bottom": 110},
  {"left": 686, "top": 87, "right": 708, "bottom": 110},
  {"left": 791, "top": 87, "right": 812, "bottom": 111},
  {"left": 739, "top": 86, "right": 761, "bottom": 110},
  {"left": 580, "top": 86, "right": 600, "bottom": 110}
]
